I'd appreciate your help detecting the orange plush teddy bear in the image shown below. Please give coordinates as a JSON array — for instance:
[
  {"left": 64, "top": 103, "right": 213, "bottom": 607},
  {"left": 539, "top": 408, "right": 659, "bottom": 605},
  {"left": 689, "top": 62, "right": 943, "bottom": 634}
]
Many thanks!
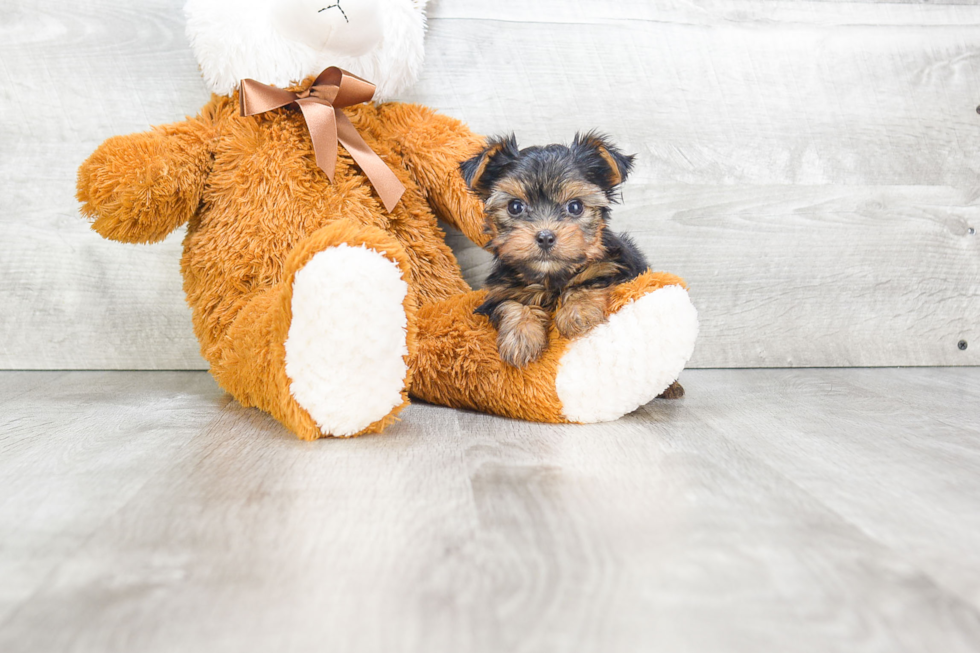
[{"left": 77, "top": 0, "right": 698, "bottom": 440}]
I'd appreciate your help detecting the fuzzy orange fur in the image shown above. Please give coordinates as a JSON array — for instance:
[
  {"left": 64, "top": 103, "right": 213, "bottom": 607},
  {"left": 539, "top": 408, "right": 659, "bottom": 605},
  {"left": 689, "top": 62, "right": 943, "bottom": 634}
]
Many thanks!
[
  {"left": 78, "top": 76, "right": 687, "bottom": 438},
  {"left": 410, "top": 271, "right": 687, "bottom": 423}
]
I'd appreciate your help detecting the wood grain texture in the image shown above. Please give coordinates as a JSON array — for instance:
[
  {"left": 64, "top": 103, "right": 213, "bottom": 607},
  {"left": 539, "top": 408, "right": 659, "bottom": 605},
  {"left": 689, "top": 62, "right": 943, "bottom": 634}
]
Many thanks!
[
  {"left": 412, "top": 0, "right": 980, "bottom": 368},
  {"left": 1, "top": 0, "right": 978, "bottom": 368},
  {"left": 1, "top": 368, "right": 979, "bottom": 652},
  {"left": 0, "top": 1, "right": 210, "bottom": 370}
]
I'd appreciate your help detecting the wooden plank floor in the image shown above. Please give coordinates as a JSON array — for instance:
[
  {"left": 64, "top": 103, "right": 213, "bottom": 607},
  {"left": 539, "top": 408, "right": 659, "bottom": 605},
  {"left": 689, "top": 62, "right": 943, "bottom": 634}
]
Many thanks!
[{"left": 1, "top": 369, "right": 978, "bottom": 652}]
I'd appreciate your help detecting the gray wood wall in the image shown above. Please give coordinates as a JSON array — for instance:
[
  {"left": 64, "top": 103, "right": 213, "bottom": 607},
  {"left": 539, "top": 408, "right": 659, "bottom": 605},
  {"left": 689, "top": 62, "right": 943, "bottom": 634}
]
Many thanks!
[{"left": 1, "top": 0, "right": 978, "bottom": 370}]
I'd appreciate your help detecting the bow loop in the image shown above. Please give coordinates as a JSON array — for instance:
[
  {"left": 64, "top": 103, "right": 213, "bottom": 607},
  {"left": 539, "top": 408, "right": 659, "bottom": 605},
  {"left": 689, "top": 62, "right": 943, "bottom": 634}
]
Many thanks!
[
  {"left": 239, "top": 78, "right": 298, "bottom": 116},
  {"left": 239, "top": 66, "right": 405, "bottom": 212},
  {"left": 318, "top": 67, "right": 376, "bottom": 108}
]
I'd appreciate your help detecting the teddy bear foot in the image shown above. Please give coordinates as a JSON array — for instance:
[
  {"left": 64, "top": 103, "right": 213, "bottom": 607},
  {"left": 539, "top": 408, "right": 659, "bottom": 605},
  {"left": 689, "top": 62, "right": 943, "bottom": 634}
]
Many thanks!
[
  {"left": 554, "top": 284, "right": 699, "bottom": 423},
  {"left": 284, "top": 242, "right": 412, "bottom": 437}
]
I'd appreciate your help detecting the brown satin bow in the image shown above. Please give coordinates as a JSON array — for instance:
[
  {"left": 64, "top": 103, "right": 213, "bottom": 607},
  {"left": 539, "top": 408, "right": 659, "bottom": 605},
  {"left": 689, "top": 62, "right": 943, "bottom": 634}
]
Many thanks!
[{"left": 239, "top": 67, "right": 405, "bottom": 212}]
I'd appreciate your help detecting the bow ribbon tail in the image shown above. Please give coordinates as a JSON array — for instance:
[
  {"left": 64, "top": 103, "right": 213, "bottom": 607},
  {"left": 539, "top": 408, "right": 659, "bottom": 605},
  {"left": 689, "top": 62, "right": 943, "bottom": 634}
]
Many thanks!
[
  {"left": 335, "top": 111, "right": 406, "bottom": 213},
  {"left": 296, "top": 100, "right": 339, "bottom": 181}
]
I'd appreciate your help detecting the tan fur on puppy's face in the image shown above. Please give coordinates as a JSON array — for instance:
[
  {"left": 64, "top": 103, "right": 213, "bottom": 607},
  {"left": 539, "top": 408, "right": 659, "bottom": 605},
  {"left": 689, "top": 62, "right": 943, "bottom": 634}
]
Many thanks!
[
  {"left": 493, "top": 221, "right": 593, "bottom": 275},
  {"left": 484, "top": 175, "right": 609, "bottom": 279}
]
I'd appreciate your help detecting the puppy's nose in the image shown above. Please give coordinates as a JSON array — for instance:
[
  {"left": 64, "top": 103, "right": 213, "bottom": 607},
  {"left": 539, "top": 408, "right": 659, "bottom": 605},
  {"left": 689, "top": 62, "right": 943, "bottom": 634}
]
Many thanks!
[{"left": 535, "top": 229, "right": 557, "bottom": 250}]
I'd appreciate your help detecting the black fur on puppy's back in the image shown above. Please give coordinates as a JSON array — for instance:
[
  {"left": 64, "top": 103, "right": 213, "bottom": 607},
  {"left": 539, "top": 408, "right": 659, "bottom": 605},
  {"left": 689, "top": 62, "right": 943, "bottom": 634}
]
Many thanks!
[{"left": 599, "top": 230, "right": 649, "bottom": 285}]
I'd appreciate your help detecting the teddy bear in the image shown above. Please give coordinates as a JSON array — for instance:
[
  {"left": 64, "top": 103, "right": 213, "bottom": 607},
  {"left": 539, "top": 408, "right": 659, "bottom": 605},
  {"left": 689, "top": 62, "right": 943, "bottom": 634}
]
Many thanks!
[{"left": 76, "top": 0, "right": 699, "bottom": 440}]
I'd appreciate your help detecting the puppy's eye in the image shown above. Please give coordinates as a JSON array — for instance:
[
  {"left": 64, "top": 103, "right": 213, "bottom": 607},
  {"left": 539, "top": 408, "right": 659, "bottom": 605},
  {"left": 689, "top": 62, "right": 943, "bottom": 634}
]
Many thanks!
[
  {"left": 566, "top": 199, "right": 584, "bottom": 216},
  {"left": 507, "top": 199, "right": 526, "bottom": 217}
]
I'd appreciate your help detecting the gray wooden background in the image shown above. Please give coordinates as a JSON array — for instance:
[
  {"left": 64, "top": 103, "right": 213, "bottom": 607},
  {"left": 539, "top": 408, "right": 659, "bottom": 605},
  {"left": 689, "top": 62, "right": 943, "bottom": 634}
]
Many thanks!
[{"left": 1, "top": 0, "right": 978, "bottom": 370}]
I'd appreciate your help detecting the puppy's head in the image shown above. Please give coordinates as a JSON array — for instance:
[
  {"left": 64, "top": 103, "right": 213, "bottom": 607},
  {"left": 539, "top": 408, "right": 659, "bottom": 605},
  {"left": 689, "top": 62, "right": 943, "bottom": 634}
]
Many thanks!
[{"left": 460, "top": 132, "right": 634, "bottom": 279}]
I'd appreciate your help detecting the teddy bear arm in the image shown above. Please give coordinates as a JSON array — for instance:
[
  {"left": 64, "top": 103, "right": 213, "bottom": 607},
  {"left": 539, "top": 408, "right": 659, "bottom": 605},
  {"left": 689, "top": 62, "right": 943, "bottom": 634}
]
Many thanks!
[
  {"left": 77, "top": 115, "right": 215, "bottom": 244},
  {"left": 380, "top": 103, "right": 490, "bottom": 247}
]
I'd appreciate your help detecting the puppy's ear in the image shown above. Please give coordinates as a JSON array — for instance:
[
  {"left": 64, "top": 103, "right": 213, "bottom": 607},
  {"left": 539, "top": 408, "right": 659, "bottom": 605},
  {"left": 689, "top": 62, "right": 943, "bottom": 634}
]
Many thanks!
[
  {"left": 572, "top": 131, "right": 635, "bottom": 190},
  {"left": 459, "top": 134, "right": 520, "bottom": 199}
]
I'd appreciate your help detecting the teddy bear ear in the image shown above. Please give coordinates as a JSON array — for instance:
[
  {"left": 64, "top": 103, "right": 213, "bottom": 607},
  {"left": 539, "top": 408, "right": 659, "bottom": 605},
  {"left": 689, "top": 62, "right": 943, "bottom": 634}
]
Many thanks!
[
  {"left": 572, "top": 131, "right": 635, "bottom": 189},
  {"left": 459, "top": 134, "right": 521, "bottom": 199}
]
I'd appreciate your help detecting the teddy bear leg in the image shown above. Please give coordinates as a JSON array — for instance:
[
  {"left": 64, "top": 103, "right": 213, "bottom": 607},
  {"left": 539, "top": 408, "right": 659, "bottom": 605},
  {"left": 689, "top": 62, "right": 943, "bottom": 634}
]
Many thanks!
[
  {"left": 409, "top": 272, "right": 698, "bottom": 424},
  {"left": 211, "top": 220, "right": 417, "bottom": 440},
  {"left": 553, "top": 275, "right": 699, "bottom": 422}
]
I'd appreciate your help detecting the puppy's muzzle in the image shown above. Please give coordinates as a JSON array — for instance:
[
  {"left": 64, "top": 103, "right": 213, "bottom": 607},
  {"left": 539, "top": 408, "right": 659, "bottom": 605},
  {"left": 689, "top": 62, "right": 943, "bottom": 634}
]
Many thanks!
[{"left": 535, "top": 229, "right": 557, "bottom": 250}]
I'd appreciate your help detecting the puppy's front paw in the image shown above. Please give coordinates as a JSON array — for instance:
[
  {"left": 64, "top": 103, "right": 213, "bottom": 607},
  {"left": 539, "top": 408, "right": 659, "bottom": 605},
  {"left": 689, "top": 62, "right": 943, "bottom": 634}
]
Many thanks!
[
  {"left": 494, "top": 301, "right": 549, "bottom": 367},
  {"left": 497, "top": 330, "right": 547, "bottom": 367},
  {"left": 555, "top": 293, "right": 607, "bottom": 339}
]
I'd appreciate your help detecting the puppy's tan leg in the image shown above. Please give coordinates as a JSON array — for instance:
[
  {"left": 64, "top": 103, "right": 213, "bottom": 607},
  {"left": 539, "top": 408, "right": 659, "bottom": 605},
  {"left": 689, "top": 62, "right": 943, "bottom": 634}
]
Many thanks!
[
  {"left": 554, "top": 287, "right": 610, "bottom": 339},
  {"left": 494, "top": 301, "right": 550, "bottom": 367}
]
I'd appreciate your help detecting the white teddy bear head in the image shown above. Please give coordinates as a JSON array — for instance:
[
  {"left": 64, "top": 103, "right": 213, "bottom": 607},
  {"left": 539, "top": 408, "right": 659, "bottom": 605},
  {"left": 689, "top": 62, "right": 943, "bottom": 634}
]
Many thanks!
[{"left": 185, "top": 0, "right": 428, "bottom": 101}]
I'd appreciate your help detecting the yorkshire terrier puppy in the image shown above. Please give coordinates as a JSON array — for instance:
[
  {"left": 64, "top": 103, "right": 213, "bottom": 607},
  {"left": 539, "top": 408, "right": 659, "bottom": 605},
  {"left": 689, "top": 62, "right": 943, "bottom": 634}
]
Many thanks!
[{"left": 460, "top": 132, "right": 684, "bottom": 398}]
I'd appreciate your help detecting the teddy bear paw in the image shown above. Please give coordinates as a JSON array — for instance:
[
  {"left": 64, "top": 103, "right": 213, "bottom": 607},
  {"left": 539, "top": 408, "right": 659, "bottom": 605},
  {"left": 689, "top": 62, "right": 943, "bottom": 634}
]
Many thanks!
[
  {"left": 284, "top": 244, "right": 411, "bottom": 437},
  {"left": 554, "top": 285, "right": 698, "bottom": 423}
]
